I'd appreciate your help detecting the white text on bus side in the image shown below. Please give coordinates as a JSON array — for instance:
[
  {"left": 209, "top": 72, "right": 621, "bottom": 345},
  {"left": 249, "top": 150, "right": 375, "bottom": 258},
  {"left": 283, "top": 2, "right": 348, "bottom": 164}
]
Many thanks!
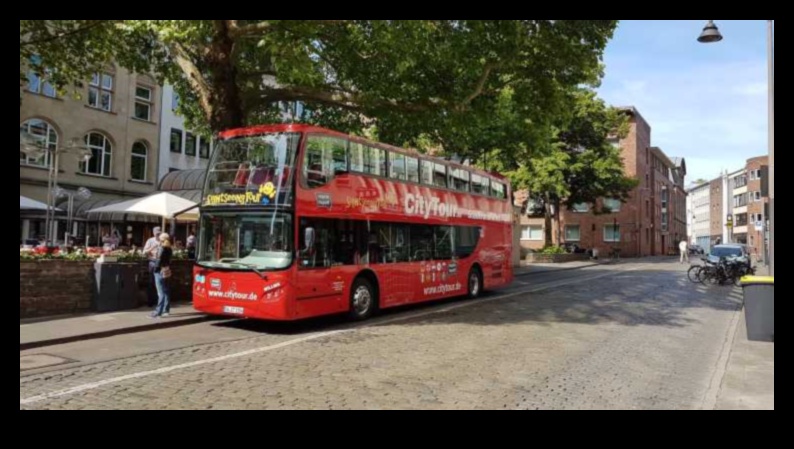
[{"left": 404, "top": 193, "right": 459, "bottom": 219}]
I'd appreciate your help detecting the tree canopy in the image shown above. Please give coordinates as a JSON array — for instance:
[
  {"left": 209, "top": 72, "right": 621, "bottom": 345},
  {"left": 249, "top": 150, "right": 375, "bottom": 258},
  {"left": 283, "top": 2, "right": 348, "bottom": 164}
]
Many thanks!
[
  {"left": 21, "top": 20, "right": 617, "bottom": 158},
  {"left": 503, "top": 89, "right": 639, "bottom": 246}
]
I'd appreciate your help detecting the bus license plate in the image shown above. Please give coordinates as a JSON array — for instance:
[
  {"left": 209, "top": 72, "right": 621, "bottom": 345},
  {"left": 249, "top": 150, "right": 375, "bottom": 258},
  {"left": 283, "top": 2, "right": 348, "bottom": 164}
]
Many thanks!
[{"left": 223, "top": 306, "right": 244, "bottom": 315}]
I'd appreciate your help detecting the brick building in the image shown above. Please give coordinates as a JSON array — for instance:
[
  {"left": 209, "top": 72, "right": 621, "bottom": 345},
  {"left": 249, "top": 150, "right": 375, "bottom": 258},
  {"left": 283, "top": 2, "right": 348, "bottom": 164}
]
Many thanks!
[
  {"left": 516, "top": 106, "right": 687, "bottom": 258},
  {"left": 745, "top": 155, "right": 769, "bottom": 262}
]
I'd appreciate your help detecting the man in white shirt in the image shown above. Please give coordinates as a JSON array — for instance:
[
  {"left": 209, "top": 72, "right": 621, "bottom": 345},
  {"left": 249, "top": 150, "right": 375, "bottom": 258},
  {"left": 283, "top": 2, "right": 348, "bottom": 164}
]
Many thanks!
[
  {"left": 679, "top": 240, "right": 689, "bottom": 264},
  {"left": 144, "top": 227, "right": 162, "bottom": 307}
]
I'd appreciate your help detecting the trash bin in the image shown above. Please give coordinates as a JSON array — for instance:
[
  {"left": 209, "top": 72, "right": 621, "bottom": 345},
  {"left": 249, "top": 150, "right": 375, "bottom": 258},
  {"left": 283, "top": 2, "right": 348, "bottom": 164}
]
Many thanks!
[{"left": 740, "top": 276, "right": 774, "bottom": 342}]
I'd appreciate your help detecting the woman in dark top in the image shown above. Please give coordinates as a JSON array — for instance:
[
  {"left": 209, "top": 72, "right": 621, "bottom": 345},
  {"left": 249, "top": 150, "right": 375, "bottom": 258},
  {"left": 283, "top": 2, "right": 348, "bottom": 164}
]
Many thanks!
[{"left": 150, "top": 232, "right": 173, "bottom": 318}]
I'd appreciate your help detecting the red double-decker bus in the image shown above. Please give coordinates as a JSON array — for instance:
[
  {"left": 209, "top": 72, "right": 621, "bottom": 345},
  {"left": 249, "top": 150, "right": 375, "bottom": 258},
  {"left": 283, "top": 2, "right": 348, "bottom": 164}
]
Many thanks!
[{"left": 193, "top": 124, "right": 512, "bottom": 321}]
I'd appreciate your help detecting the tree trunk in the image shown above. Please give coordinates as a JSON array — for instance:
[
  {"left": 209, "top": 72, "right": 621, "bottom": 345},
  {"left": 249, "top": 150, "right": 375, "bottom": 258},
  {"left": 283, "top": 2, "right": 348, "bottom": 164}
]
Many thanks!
[
  {"left": 543, "top": 194, "right": 553, "bottom": 247},
  {"left": 554, "top": 199, "right": 562, "bottom": 246},
  {"left": 206, "top": 21, "right": 245, "bottom": 131}
]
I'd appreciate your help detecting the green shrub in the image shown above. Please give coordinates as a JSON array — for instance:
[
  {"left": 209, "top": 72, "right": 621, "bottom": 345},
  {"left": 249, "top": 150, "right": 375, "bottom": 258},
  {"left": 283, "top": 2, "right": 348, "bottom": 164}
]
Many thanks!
[{"left": 539, "top": 245, "right": 567, "bottom": 255}]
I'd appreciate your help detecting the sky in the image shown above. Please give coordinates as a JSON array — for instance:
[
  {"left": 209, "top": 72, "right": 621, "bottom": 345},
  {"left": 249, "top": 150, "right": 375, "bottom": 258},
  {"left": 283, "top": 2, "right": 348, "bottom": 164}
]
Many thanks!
[{"left": 597, "top": 20, "right": 772, "bottom": 185}]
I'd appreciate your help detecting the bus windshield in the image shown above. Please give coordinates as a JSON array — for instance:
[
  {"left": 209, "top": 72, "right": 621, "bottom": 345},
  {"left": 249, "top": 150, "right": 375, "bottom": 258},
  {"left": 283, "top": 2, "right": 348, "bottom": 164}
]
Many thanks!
[
  {"left": 198, "top": 211, "right": 293, "bottom": 270},
  {"left": 204, "top": 133, "right": 300, "bottom": 207}
]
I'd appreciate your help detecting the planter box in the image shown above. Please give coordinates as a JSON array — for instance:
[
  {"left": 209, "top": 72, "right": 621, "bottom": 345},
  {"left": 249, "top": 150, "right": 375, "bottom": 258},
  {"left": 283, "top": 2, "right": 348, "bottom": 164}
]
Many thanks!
[
  {"left": 20, "top": 259, "right": 195, "bottom": 319},
  {"left": 526, "top": 253, "right": 590, "bottom": 263}
]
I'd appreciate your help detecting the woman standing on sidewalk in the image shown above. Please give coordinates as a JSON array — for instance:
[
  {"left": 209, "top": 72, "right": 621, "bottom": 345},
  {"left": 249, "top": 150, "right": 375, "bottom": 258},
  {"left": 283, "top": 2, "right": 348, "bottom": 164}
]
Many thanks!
[{"left": 150, "top": 233, "right": 173, "bottom": 318}]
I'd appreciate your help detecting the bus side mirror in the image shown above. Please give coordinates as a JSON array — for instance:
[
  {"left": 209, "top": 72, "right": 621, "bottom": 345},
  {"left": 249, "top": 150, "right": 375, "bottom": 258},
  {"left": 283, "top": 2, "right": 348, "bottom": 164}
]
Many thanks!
[{"left": 304, "top": 227, "right": 315, "bottom": 252}]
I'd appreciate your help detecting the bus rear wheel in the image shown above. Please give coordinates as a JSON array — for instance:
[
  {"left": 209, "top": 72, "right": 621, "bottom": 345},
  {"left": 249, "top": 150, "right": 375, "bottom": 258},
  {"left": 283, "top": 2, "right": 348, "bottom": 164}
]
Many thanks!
[
  {"left": 349, "top": 277, "right": 376, "bottom": 321},
  {"left": 467, "top": 267, "right": 483, "bottom": 299}
]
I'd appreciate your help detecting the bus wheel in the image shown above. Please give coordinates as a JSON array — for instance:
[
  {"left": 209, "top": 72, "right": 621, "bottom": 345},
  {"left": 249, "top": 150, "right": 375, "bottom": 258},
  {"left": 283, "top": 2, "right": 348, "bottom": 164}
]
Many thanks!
[
  {"left": 467, "top": 267, "right": 483, "bottom": 299},
  {"left": 349, "top": 277, "right": 376, "bottom": 320}
]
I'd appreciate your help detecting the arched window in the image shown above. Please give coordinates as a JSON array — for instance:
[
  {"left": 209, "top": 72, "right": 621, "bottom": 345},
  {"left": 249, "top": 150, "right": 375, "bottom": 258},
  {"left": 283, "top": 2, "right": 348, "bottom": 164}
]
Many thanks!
[
  {"left": 81, "top": 132, "right": 112, "bottom": 176},
  {"left": 20, "top": 119, "right": 57, "bottom": 167},
  {"left": 130, "top": 142, "right": 148, "bottom": 181}
]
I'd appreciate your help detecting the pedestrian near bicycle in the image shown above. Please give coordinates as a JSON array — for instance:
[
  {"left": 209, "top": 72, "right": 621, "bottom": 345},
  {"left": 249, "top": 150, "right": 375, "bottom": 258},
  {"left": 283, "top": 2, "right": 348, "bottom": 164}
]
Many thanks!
[{"left": 679, "top": 240, "right": 689, "bottom": 264}]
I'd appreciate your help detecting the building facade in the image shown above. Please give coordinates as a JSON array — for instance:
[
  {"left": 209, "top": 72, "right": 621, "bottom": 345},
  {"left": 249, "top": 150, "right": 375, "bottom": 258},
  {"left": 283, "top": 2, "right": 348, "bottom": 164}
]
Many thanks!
[
  {"left": 20, "top": 65, "right": 162, "bottom": 245},
  {"left": 727, "top": 169, "right": 747, "bottom": 246},
  {"left": 157, "top": 84, "right": 212, "bottom": 181},
  {"left": 687, "top": 181, "right": 711, "bottom": 251},
  {"left": 516, "top": 106, "right": 687, "bottom": 258},
  {"left": 745, "top": 155, "right": 769, "bottom": 262},
  {"left": 709, "top": 176, "right": 724, "bottom": 246}
]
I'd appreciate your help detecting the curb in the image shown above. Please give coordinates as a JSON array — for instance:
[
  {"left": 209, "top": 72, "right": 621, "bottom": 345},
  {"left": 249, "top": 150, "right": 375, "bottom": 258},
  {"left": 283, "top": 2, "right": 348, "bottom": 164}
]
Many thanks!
[
  {"left": 20, "top": 315, "right": 214, "bottom": 352},
  {"left": 515, "top": 260, "right": 615, "bottom": 277}
]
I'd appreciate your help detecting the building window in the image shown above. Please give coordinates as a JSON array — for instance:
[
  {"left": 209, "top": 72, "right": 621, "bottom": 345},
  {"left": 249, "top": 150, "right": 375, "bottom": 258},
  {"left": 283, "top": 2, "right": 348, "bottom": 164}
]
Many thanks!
[
  {"left": 185, "top": 132, "right": 197, "bottom": 156},
  {"left": 130, "top": 141, "right": 147, "bottom": 181},
  {"left": 134, "top": 86, "right": 153, "bottom": 121},
  {"left": 572, "top": 202, "right": 590, "bottom": 213},
  {"left": 521, "top": 225, "right": 543, "bottom": 241},
  {"left": 755, "top": 169, "right": 762, "bottom": 179},
  {"left": 20, "top": 119, "right": 57, "bottom": 167},
  {"left": 565, "top": 225, "right": 580, "bottom": 241},
  {"left": 749, "top": 170, "right": 756, "bottom": 180},
  {"left": 27, "top": 70, "right": 56, "bottom": 98},
  {"left": 87, "top": 72, "right": 113, "bottom": 112},
  {"left": 754, "top": 191, "right": 761, "bottom": 201},
  {"left": 171, "top": 92, "right": 179, "bottom": 111},
  {"left": 604, "top": 224, "right": 620, "bottom": 242},
  {"left": 170, "top": 128, "right": 182, "bottom": 153},
  {"left": 199, "top": 137, "right": 210, "bottom": 159},
  {"left": 81, "top": 132, "right": 112, "bottom": 176},
  {"left": 603, "top": 198, "right": 621, "bottom": 212}
]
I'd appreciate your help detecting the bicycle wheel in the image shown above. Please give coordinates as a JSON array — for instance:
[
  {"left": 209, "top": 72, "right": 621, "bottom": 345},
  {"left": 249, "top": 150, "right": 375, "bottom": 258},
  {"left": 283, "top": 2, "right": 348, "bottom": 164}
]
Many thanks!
[{"left": 687, "top": 265, "right": 702, "bottom": 283}]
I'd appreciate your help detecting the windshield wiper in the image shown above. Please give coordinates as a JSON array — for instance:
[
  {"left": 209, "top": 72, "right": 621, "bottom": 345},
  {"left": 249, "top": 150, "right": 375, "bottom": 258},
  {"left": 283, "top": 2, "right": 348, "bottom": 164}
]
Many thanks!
[{"left": 229, "top": 261, "right": 268, "bottom": 280}]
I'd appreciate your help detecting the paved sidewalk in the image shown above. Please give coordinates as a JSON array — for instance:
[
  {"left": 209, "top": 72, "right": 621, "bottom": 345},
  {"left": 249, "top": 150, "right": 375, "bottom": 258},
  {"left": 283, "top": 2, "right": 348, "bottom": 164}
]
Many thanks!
[
  {"left": 714, "top": 264, "right": 774, "bottom": 410},
  {"left": 20, "top": 303, "right": 210, "bottom": 351}
]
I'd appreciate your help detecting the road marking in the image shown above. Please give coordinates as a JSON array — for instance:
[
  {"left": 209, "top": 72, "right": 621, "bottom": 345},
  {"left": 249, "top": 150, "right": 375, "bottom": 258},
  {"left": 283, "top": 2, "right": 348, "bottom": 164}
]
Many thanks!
[{"left": 20, "top": 264, "right": 635, "bottom": 406}]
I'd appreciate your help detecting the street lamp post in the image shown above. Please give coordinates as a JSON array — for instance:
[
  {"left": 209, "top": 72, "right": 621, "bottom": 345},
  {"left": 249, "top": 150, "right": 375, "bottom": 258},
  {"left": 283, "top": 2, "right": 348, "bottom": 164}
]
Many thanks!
[
  {"left": 698, "top": 20, "right": 773, "bottom": 275},
  {"left": 53, "top": 186, "right": 92, "bottom": 245},
  {"left": 20, "top": 133, "right": 92, "bottom": 246}
]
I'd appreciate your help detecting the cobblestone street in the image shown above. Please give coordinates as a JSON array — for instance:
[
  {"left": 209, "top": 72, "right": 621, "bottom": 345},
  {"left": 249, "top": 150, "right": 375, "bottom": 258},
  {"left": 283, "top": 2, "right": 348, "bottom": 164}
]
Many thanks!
[{"left": 20, "top": 261, "right": 746, "bottom": 409}]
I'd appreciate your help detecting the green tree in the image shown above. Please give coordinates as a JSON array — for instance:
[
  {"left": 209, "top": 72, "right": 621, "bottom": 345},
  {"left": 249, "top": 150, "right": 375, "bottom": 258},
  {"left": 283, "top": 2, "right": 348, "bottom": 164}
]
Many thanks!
[
  {"left": 21, "top": 20, "right": 617, "bottom": 152},
  {"left": 506, "top": 89, "right": 639, "bottom": 246}
]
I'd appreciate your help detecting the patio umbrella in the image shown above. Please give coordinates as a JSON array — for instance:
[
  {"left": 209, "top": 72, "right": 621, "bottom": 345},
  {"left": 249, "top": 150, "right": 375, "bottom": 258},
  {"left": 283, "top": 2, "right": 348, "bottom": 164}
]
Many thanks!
[
  {"left": 20, "top": 195, "right": 61, "bottom": 211},
  {"left": 86, "top": 192, "right": 199, "bottom": 226}
]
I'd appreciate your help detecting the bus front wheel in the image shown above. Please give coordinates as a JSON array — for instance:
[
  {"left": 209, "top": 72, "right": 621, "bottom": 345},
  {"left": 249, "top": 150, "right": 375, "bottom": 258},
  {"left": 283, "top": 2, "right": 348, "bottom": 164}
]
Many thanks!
[
  {"left": 349, "top": 277, "right": 376, "bottom": 320},
  {"left": 467, "top": 267, "right": 483, "bottom": 299}
]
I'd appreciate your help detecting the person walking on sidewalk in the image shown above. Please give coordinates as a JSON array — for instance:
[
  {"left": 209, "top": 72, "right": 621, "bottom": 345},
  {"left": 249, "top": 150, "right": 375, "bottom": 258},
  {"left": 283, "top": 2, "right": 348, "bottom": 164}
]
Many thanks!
[
  {"left": 150, "top": 233, "right": 173, "bottom": 318},
  {"left": 679, "top": 239, "right": 690, "bottom": 264},
  {"left": 143, "top": 227, "right": 162, "bottom": 307}
]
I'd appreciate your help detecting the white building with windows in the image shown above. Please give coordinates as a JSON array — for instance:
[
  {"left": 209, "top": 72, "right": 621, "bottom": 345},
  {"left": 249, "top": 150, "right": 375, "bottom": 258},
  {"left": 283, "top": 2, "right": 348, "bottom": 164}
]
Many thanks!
[
  {"left": 686, "top": 181, "right": 711, "bottom": 251},
  {"left": 157, "top": 84, "right": 212, "bottom": 181}
]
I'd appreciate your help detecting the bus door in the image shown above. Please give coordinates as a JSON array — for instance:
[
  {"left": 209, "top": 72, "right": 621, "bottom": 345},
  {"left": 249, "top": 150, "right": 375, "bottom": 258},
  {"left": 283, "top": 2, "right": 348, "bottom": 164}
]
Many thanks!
[{"left": 295, "top": 218, "right": 345, "bottom": 313}]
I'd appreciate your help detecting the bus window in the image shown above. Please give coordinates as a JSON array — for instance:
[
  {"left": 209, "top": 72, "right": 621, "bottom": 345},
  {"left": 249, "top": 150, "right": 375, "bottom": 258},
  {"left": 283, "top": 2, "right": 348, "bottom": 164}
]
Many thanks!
[
  {"left": 364, "top": 145, "right": 385, "bottom": 177},
  {"left": 433, "top": 225, "right": 453, "bottom": 260},
  {"left": 421, "top": 160, "right": 433, "bottom": 185},
  {"left": 450, "top": 168, "right": 470, "bottom": 192},
  {"left": 433, "top": 163, "right": 447, "bottom": 188},
  {"left": 406, "top": 156, "right": 419, "bottom": 183},
  {"left": 471, "top": 173, "right": 488, "bottom": 195},
  {"left": 410, "top": 224, "right": 433, "bottom": 261},
  {"left": 303, "top": 136, "right": 346, "bottom": 188},
  {"left": 454, "top": 226, "right": 480, "bottom": 258},
  {"left": 491, "top": 181, "right": 506, "bottom": 199},
  {"left": 350, "top": 142, "right": 365, "bottom": 173},
  {"left": 390, "top": 152, "right": 406, "bottom": 180}
]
